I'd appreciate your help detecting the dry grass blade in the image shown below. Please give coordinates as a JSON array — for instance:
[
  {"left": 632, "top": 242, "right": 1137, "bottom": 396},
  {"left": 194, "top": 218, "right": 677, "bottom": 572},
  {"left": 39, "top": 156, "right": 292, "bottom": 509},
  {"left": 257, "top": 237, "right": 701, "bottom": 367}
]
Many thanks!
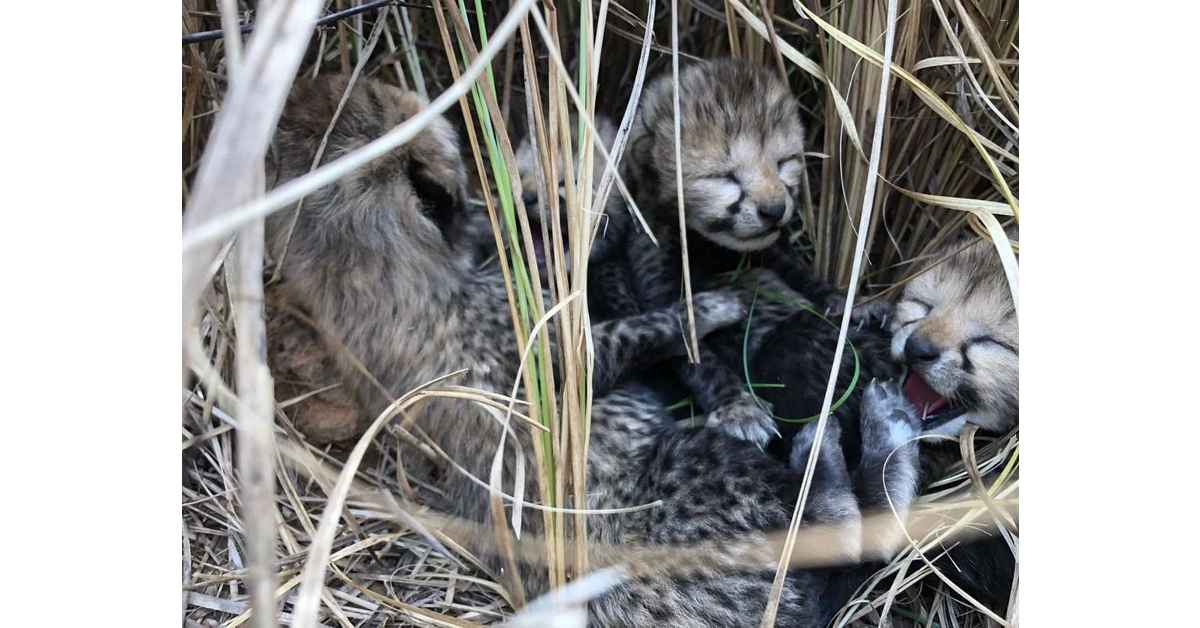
[
  {"left": 911, "top": 55, "right": 1018, "bottom": 72},
  {"left": 959, "top": 425, "right": 1017, "bottom": 533},
  {"left": 669, "top": 0, "right": 701, "bottom": 362},
  {"left": 977, "top": 212, "right": 1019, "bottom": 309},
  {"left": 184, "top": 6, "right": 321, "bottom": 625},
  {"left": 272, "top": 425, "right": 1011, "bottom": 576},
  {"left": 230, "top": 188, "right": 278, "bottom": 628},
  {"left": 590, "top": 0, "right": 655, "bottom": 230},
  {"left": 762, "top": 0, "right": 901, "bottom": 623},
  {"left": 893, "top": 189, "right": 1014, "bottom": 216},
  {"left": 792, "top": 1, "right": 1020, "bottom": 214}
]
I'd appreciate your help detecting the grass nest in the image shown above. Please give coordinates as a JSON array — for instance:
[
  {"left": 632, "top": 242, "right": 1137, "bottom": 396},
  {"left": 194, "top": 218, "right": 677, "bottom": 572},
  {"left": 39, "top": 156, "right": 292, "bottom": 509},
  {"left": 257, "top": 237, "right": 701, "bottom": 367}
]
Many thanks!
[{"left": 182, "top": 1, "right": 1018, "bottom": 626}]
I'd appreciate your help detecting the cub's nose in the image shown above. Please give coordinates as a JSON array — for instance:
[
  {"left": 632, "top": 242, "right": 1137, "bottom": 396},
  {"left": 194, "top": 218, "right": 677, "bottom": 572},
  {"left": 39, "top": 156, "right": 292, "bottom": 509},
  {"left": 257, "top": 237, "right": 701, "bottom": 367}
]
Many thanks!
[
  {"left": 758, "top": 203, "right": 787, "bottom": 224},
  {"left": 521, "top": 191, "right": 539, "bottom": 207},
  {"left": 904, "top": 333, "right": 942, "bottom": 363}
]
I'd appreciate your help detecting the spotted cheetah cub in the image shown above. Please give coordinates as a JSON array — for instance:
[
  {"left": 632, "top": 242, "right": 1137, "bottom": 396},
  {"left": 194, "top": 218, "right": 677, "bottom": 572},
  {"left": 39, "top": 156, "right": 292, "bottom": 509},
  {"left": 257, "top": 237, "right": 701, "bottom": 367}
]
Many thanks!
[
  {"left": 459, "top": 113, "right": 632, "bottom": 276},
  {"left": 773, "top": 231, "right": 1020, "bottom": 623},
  {"left": 616, "top": 58, "right": 839, "bottom": 446}
]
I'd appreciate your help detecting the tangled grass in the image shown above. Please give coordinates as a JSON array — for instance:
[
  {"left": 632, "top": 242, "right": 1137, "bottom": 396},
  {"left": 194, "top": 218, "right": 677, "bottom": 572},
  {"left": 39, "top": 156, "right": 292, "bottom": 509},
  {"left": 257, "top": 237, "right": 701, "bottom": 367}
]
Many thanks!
[{"left": 182, "top": 1, "right": 1018, "bottom": 626}]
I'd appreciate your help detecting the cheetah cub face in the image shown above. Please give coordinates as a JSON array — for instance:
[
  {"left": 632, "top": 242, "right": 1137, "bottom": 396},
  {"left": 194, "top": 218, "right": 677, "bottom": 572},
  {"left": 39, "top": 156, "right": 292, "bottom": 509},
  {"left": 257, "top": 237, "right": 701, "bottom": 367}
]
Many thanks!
[
  {"left": 629, "top": 58, "right": 807, "bottom": 252},
  {"left": 511, "top": 114, "right": 621, "bottom": 269},
  {"left": 459, "top": 115, "right": 624, "bottom": 273},
  {"left": 890, "top": 233, "right": 1018, "bottom": 435}
]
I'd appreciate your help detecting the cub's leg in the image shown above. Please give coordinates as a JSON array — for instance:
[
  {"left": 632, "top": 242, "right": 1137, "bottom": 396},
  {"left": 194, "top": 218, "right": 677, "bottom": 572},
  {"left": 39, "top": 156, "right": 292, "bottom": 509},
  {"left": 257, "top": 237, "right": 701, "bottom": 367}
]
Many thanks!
[
  {"left": 855, "top": 378, "right": 923, "bottom": 561},
  {"left": 589, "top": 289, "right": 745, "bottom": 395},
  {"left": 624, "top": 231, "right": 781, "bottom": 447},
  {"left": 814, "top": 379, "right": 923, "bottom": 627},
  {"left": 789, "top": 417, "right": 863, "bottom": 564},
  {"left": 682, "top": 351, "right": 780, "bottom": 446}
]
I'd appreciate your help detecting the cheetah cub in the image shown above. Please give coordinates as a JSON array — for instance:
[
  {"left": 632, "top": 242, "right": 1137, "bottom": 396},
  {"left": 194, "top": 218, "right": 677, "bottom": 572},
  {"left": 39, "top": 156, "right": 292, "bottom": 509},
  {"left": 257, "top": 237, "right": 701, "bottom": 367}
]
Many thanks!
[
  {"left": 459, "top": 113, "right": 631, "bottom": 276},
  {"left": 615, "top": 58, "right": 841, "bottom": 447},
  {"left": 762, "top": 231, "right": 1020, "bottom": 623}
]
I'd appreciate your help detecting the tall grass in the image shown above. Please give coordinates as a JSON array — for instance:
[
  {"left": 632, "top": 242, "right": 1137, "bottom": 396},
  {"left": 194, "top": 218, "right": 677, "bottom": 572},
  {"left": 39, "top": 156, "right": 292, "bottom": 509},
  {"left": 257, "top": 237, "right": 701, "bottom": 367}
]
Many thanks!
[{"left": 182, "top": 1, "right": 1018, "bottom": 626}]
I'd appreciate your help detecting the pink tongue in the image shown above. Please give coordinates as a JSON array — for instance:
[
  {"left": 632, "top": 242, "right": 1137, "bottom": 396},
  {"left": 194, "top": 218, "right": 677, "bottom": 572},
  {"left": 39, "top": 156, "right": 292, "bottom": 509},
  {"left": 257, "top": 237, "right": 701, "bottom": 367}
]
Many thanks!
[{"left": 904, "top": 372, "right": 948, "bottom": 416}]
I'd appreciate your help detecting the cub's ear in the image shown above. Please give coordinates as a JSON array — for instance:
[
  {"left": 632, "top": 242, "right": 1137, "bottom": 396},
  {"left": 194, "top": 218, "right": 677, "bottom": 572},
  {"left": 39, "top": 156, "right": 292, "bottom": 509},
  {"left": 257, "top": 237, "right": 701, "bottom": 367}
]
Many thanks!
[{"left": 407, "top": 159, "right": 463, "bottom": 239}]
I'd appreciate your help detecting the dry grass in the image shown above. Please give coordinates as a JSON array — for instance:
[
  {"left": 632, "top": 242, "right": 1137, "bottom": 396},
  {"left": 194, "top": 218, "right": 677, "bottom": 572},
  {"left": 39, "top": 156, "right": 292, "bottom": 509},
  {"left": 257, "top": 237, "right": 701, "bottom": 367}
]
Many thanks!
[{"left": 182, "top": 1, "right": 1018, "bottom": 626}]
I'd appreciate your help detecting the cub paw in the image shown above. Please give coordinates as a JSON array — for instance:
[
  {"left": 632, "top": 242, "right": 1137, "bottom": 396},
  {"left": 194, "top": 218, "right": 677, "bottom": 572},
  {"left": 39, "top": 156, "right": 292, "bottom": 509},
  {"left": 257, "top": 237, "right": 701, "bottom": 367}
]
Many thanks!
[
  {"left": 824, "top": 296, "right": 893, "bottom": 329},
  {"left": 705, "top": 393, "right": 780, "bottom": 448},
  {"left": 689, "top": 290, "right": 748, "bottom": 337},
  {"left": 861, "top": 379, "right": 921, "bottom": 452},
  {"left": 789, "top": 416, "right": 843, "bottom": 471}
]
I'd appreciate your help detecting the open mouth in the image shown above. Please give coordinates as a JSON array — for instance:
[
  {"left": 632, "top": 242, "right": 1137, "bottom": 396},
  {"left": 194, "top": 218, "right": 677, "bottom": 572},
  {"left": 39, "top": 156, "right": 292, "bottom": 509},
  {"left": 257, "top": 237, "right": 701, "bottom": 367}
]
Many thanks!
[{"left": 902, "top": 369, "right": 967, "bottom": 430}]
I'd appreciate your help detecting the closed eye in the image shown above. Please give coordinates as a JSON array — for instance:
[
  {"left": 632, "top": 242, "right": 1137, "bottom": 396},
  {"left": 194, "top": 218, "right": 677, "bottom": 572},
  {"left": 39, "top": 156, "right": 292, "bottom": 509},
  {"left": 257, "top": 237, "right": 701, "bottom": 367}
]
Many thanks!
[
  {"left": 708, "top": 171, "right": 740, "bottom": 185},
  {"left": 967, "top": 336, "right": 1017, "bottom": 354},
  {"left": 903, "top": 298, "right": 933, "bottom": 315},
  {"left": 777, "top": 154, "right": 802, "bottom": 170},
  {"left": 893, "top": 298, "right": 932, "bottom": 328}
]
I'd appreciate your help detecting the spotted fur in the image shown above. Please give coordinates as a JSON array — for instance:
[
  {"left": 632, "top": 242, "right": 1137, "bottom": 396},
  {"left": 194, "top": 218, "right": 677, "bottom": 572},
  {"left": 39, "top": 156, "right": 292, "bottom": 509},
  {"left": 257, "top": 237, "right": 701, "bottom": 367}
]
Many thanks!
[
  {"left": 752, "top": 234, "right": 1019, "bottom": 621},
  {"left": 606, "top": 59, "right": 848, "bottom": 447},
  {"left": 264, "top": 76, "right": 873, "bottom": 626}
]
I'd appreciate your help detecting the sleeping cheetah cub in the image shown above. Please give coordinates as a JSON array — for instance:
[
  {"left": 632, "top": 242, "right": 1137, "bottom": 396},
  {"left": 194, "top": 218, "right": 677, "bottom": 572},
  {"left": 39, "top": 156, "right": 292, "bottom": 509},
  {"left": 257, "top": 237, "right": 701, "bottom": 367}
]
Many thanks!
[
  {"left": 459, "top": 113, "right": 631, "bottom": 276},
  {"left": 263, "top": 75, "right": 921, "bottom": 626},
  {"left": 615, "top": 58, "right": 843, "bottom": 447}
]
